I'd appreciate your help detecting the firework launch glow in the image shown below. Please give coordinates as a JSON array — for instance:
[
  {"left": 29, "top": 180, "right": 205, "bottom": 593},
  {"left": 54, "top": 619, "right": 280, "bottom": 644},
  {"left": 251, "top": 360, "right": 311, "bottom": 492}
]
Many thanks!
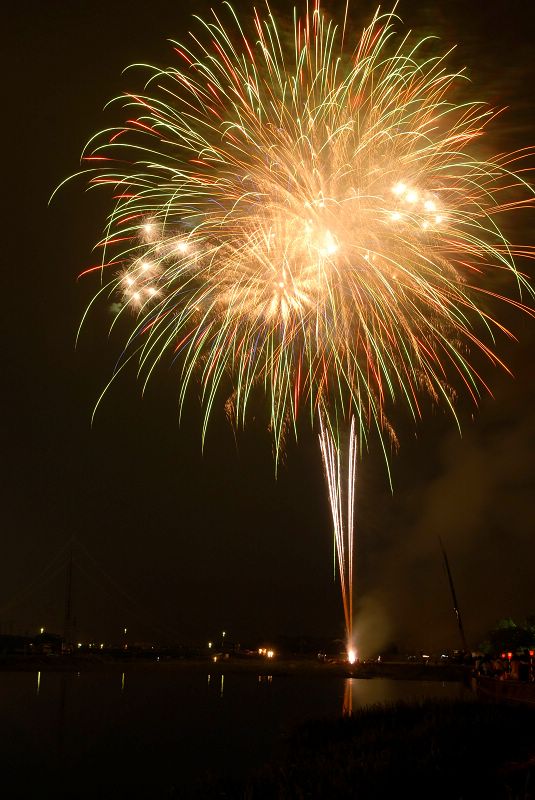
[{"left": 70, "top": 2, "right": 534, "bottom": 656}]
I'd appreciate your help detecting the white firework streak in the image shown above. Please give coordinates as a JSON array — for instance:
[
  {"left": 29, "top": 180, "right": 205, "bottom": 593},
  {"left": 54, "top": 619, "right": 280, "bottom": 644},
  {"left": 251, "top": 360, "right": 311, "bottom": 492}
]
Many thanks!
[{"left": 319, "top": 415, "right": 358, "bottom": 660}]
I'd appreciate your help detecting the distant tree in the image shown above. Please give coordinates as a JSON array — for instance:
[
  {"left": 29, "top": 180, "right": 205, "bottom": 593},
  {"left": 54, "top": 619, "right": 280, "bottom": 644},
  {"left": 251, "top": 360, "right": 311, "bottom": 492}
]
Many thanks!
[
  {"left": 524, "top": 615, "right": 535, "bottom": 633},
  {"left": 484, "top": 617, "right": 535, "bottom": 654},
  {"left": 497, "top": 617, "right": 517, "bottom": 630}
]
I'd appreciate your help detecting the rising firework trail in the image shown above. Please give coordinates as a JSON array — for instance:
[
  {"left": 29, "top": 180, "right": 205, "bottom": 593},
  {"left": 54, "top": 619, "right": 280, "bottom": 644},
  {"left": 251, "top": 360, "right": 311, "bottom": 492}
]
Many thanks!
[
  {"left": 319, "top": 415, "right": 357, "bottom": 660},
  {"left": 64, "top": 2, "right": 534, "bottom": 658}
]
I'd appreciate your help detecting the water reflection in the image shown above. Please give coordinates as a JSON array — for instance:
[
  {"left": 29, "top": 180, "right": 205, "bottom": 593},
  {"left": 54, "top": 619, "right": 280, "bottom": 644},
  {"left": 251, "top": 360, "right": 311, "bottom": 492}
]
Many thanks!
[
  {"left": 343, "top": 678, "right": 353, "bottom": 716},
  {"left": 56, "top": 674, "right": 68, "bottom": 756},
  {"left": 342, "top": 676, "right": 470, "bottom": 716},
  {"left": 1, "top": 672, "right": 470, "bottom": 797}
]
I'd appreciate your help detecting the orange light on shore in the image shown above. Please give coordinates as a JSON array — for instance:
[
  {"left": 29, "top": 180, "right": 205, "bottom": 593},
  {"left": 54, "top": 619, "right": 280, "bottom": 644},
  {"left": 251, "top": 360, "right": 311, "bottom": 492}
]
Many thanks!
[{"left": 347, "top": 649, "right": 357, "bottom": 665}]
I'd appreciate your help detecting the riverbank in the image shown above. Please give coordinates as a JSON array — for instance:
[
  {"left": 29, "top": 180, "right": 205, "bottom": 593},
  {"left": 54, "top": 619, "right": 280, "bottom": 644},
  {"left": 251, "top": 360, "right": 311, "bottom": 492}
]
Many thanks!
[
  {"left": 0, "top": 653, "right": 466, "bottom": 680},
  {"left": 202, "top": 698, "right": 535, "bottom": 799}
]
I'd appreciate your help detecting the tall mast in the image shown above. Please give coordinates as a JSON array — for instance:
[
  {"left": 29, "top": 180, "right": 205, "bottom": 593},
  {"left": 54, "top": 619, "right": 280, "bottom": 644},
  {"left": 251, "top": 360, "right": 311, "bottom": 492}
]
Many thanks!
[
  {"left": 438, "top": 536, "right": 468, "bottom": 653},
  {"left": 63, "top": 540, "right": 73, "bottom": 648}
]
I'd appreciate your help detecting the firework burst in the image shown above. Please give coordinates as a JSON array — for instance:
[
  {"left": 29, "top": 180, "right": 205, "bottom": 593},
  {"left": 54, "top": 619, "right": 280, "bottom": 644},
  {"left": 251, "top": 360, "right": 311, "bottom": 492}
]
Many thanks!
[{"left": 69, "top": 2, "right": 534, "bottom": 656}]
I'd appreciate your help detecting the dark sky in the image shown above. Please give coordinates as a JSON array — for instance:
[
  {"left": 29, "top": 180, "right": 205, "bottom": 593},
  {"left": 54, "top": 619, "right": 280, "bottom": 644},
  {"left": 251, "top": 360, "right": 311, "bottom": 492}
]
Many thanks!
[{"left": 4, "top": 0, "right": 534, "bottom": 653}]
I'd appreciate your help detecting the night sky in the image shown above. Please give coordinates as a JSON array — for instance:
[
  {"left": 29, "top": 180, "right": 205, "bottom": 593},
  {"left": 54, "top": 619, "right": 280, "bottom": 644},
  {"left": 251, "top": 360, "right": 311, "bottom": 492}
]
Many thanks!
[{"left": 4, "top": 0, "right": 534, "bottom": 654}]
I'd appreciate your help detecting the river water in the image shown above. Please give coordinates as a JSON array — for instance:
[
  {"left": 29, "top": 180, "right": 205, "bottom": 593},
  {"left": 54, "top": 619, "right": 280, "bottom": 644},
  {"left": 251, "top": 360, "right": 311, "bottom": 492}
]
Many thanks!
[{"left": 0, "top": 669, "right": 470, "bottom": 797}]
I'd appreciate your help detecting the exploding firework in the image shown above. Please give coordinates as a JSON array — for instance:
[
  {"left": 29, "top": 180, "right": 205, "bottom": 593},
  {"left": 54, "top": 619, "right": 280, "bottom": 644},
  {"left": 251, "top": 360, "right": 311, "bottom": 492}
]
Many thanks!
[{"left": 69, "top": 3, "right": 534, "bottom": 657}]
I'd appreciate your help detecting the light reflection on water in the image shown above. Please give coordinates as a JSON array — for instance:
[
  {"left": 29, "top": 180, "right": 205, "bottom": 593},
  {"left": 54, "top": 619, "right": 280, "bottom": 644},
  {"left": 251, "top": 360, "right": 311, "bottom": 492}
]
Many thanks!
[
  {"left": 0, "top": 670, "right": 470, "bottom": 796},
  {"left": 342, "top": 676, "right": 469, "bottom": 716}
]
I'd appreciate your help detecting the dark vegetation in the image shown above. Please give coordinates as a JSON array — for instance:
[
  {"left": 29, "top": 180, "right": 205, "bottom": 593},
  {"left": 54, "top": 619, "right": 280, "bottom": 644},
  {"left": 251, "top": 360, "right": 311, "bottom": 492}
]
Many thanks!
[
  {"left": 482, "top": 617, "right": 535, "bottom": 655},
  {"left": 198, "top": 700, "right": 535, "bottom": 799}
]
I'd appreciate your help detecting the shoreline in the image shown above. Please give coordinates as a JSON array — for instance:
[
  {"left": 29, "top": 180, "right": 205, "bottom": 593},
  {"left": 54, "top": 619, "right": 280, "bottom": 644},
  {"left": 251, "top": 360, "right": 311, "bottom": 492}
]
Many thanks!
[{"left": 0, "top": 655, "right": 467, "bottom": 681}]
